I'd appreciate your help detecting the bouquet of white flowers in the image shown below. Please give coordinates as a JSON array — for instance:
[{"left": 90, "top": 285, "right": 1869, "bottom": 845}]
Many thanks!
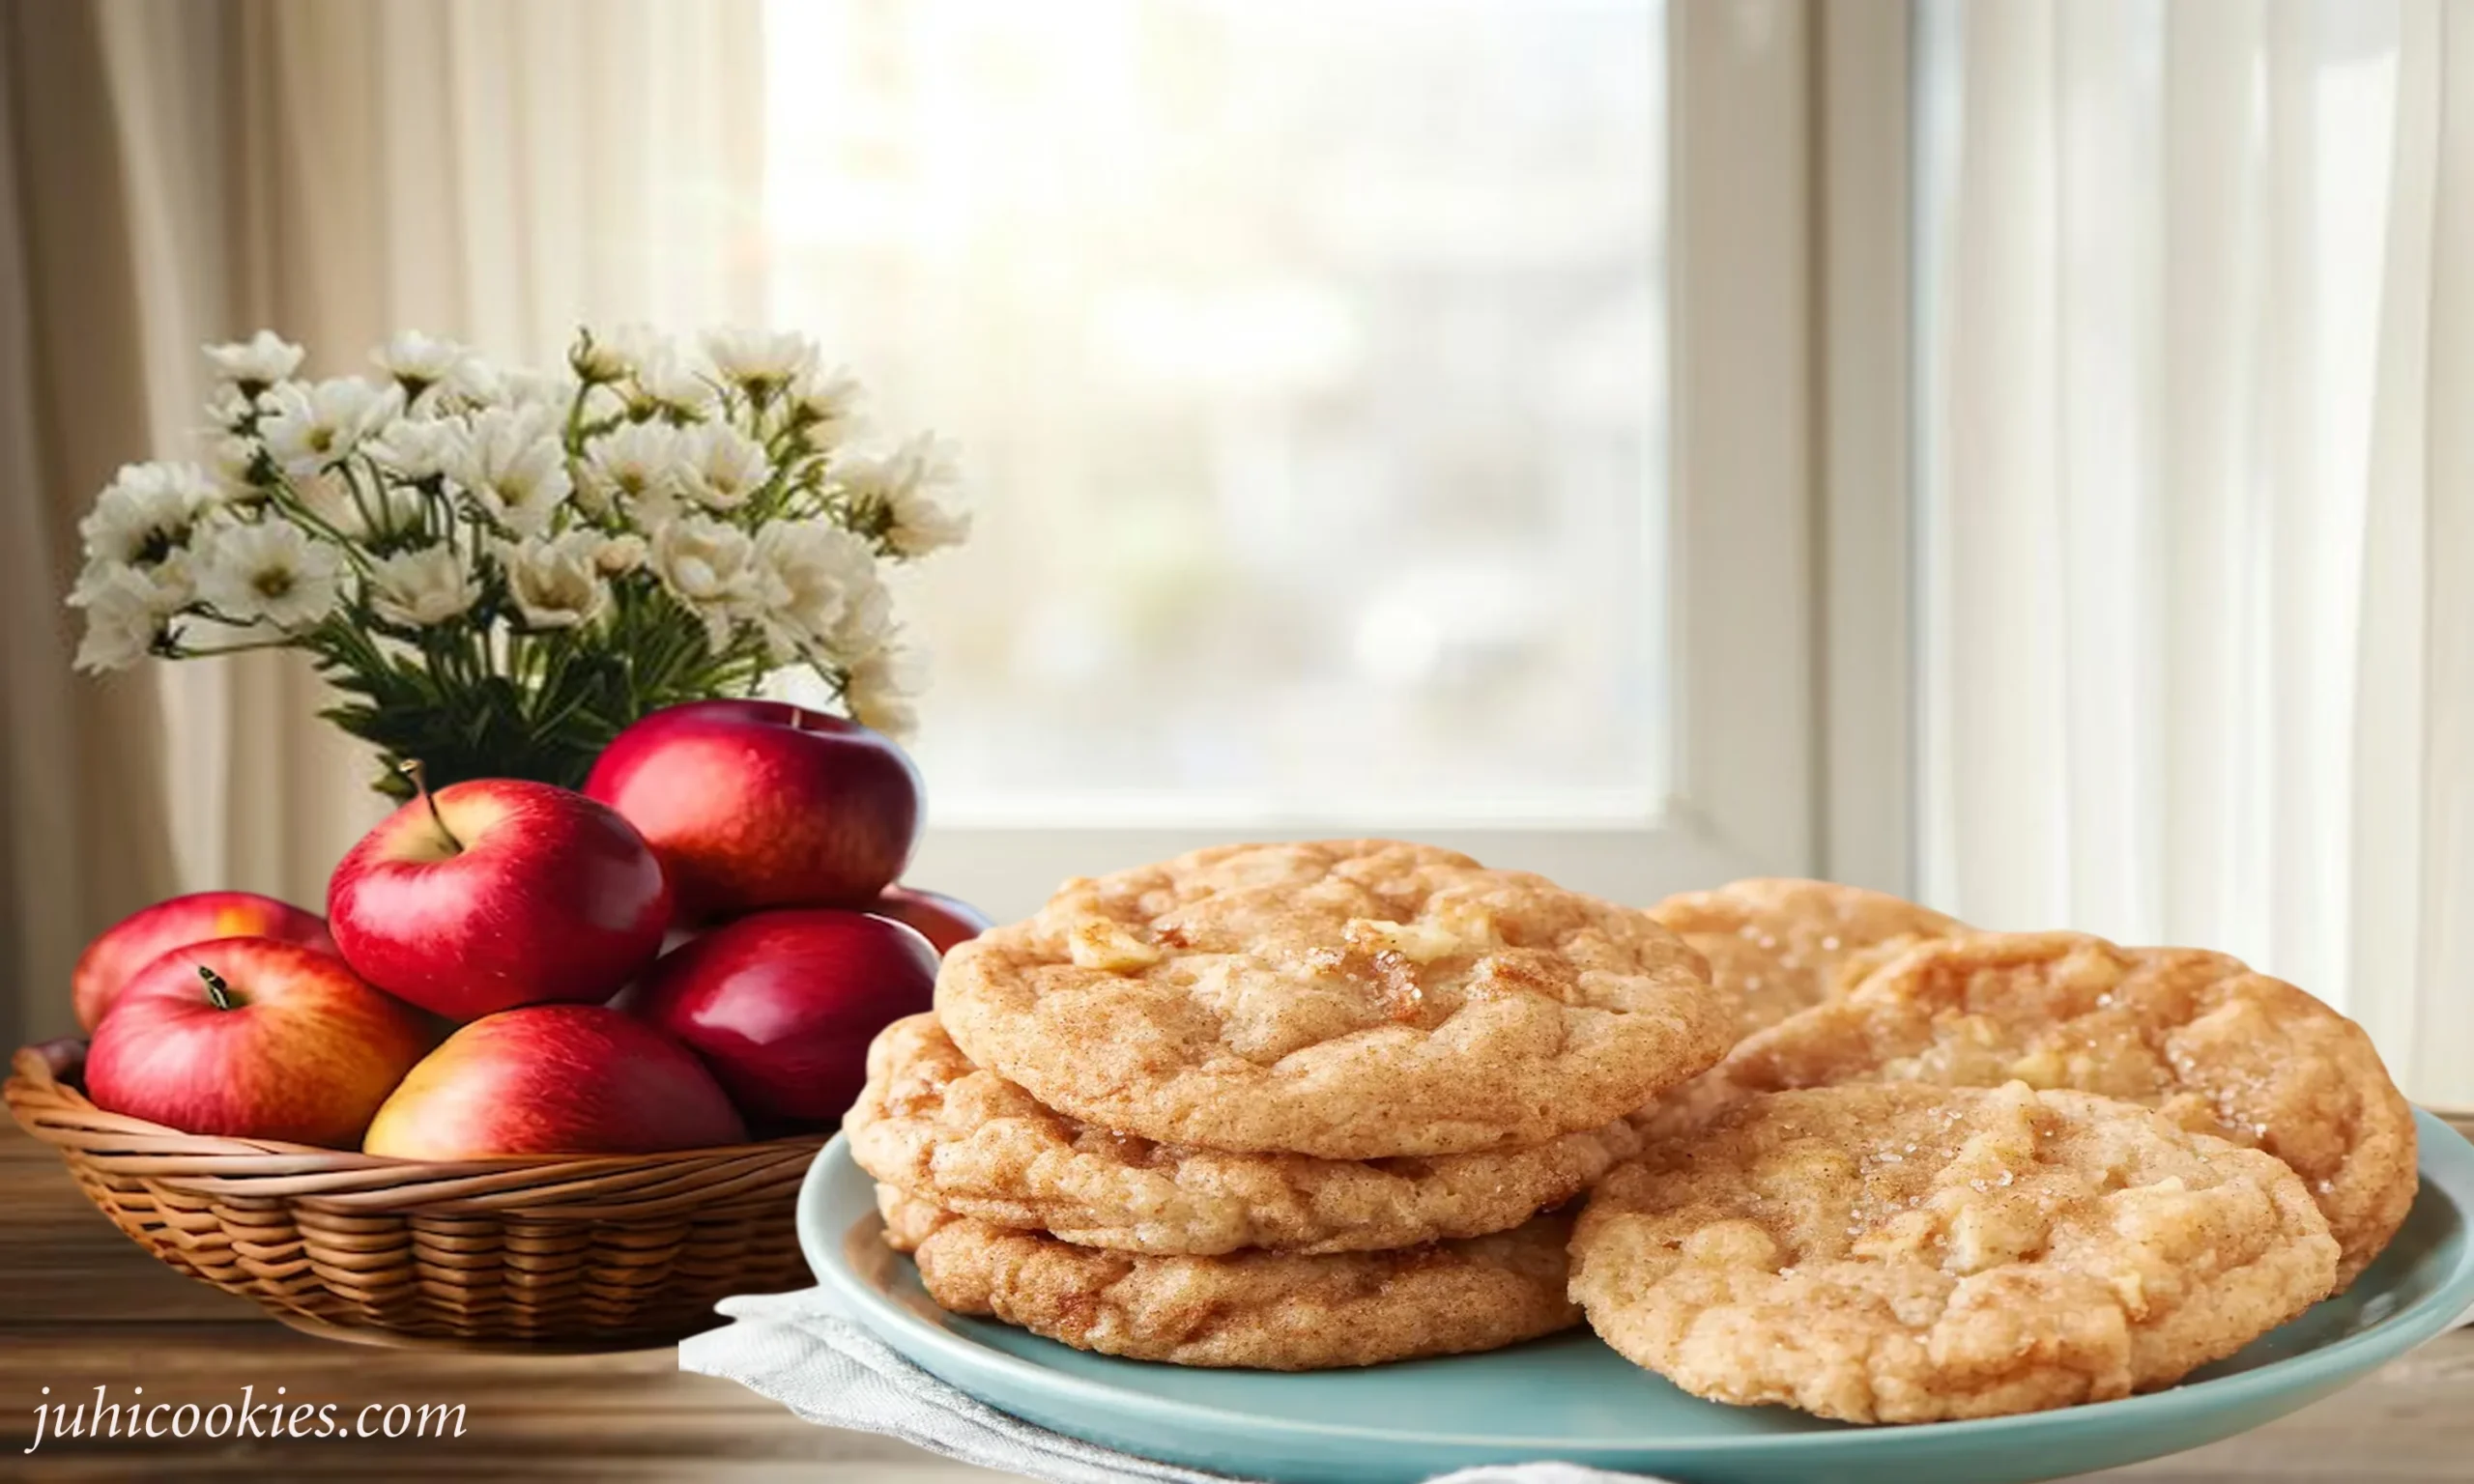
[{"left": 65, "top": 327, "right": 966, "bottom": 798}]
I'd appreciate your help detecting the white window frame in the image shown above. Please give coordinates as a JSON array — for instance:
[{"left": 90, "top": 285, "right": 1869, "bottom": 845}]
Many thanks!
[
  {"left": 1817, "top": 0, "right": 1919, "bottom": 896},
  {"left": 906, "top": 0, "right": 1907, "bottom": 920}
]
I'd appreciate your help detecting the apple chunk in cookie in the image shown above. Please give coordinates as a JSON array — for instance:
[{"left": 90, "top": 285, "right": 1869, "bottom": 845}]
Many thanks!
[{"left": 1571, "top": 1083, "right": 2339, "bottom": 1424}]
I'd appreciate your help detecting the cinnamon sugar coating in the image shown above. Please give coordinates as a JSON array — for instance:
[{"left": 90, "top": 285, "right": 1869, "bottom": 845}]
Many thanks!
[
  {"left": 937, "top": 841, "right": 1731, "bottom": 1158},
  {"left": 1572, "top": 1083, "right": 2339, "bottom": 1422}
]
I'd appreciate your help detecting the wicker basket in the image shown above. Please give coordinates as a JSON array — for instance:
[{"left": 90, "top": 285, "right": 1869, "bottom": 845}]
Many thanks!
[{"left": 5, "top": 1038, "right": 823, "bottom": 1350}]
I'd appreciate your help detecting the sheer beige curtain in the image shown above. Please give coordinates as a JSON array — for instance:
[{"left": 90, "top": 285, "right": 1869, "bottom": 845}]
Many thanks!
[
  {"left": 0, "top": 0, "right": 762, "bottom": 1042},
  {"left": 0, "top": 1, "right": 184, "bottom": 1050},
  {"left": 1915, "top": 0, "right": 2474, "bottom": 1104}
]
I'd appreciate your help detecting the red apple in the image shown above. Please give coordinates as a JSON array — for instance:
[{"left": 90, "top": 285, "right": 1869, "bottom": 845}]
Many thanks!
[
  {"left": 362, "top": 1004, "right": 745, "bottom": 1157},
  {"left": 870, "top": 885, "right": 992, "bottom": 956},
  {"left": 84, "top": 937, "right": 434, "bottom": 1147},
  {"left": 72, "top": 891, "right": 334, "bottom": 1031},
  {"left": 629, "top": 908, "right": 938, "bottom": 1125},
  {"left": 328, "top": 776, "right": 671, "bottom": 1022},
  {"left": 584, "top": 699, "right": 922, "bottom": 920}
]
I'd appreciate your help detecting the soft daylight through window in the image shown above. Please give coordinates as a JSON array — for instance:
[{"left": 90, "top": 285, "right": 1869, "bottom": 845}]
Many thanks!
[{"left": 761, "top": 0, "right": 1670, "bottom": 825}]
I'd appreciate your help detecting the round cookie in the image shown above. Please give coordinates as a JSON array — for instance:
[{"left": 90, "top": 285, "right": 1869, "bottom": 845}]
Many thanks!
[
  {"left": 849, "top": 1013, "right": 1641, "bottom": 1254},
  {"left": 1655, "top": 930, "right": 2416, "bottom": 1286},
  {"left": 911, "top": 1207, "right": 1580, "bottom": 1370},
  {"left": 1647, "top": 877, "right": 1963, "bottom": 1035},
  {"left": 936, "top": 841, "right": 1731, "bottom": 1159},
  {"left": 1571, "top": 1083, "right": 2340, "bottom": 1424}
]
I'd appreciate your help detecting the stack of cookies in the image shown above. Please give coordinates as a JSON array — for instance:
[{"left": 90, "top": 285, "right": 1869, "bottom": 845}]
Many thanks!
[
  {"left": 846, "top": 840, "right": 1736, "bottom": 1371},
  {"left": 849, "top": 851, "right": 2422, "bottom": 1424}
]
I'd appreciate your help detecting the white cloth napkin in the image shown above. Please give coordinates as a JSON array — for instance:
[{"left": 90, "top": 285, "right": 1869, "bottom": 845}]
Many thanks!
[{"left": 678, "top": 1288, "right": 1671, "bottom": 1484}]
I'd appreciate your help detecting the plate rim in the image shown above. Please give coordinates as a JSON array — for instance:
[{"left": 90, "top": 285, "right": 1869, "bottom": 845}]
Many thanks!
[{"left": 803, "top": 1107, "right": 2474, "bottom": 1456}]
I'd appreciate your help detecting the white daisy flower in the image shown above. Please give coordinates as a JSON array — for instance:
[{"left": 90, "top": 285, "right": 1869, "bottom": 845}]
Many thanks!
[
  {"left": 204, "top": 385, "right": 262, "bottom": 432},
  {"left": 828, "top": 565, "right": 896, "bottom": 658},
  {"left": 207, "top": 435, "right": 271, "bottom": 501},
  {"left": 496, "top": 368, "right": 581, "bottom": 414},
  {"left": 502, "top": 529, "right": 611, "bottom": 630},
  {"left": 371, "top": 331, "right": 473, "bottom": 402},
  {"left": 194, "top": 521, "right": 345, "bottom": 630},
  {"left": 593, "top": 532, "right": 647, "bottom": 575},
  {"left": 838, "top": 435, "right": 969, "bottom": 556},
  {"left": 366, "top": 543, "right": 481, "bottom": 628},
  {"left": 207, "top": 437, "right": 254, "bottom": 477},
  {"left": 67, "top": 562, "right": 189, "bottom": 672},
  {"left": 571, "top": 323, "right": 662, "bottom": 384},
  {"left": 581, "top": 419, "right": 682, "bottom": 519},
  {"left": 704, "top": 328, "right": 817, "bottom": 397},
  {"left": 363, "top": 417, "right": 459, "bottom": 483},
  {"left": 448, "top": 406, "right": 571, "bottom": 536},
  {"left": 439, "top": 355, "right": 504, "bottom": 409},
  {"left": 257, "top": 377, "right": 403, "bottom": 478},
  {"left": 841, "top": 643, "right": 922, "bottom": 739},
  {"left": 649, "top": 515, "right": 761, "bottom": 651},
  {"left": 79, "top": 462, "right": 217, "bottom": 565},
  {"left": 203, "top": 330, "right": 304, "bottom": 389},
  {"left": 70, "top": 599, "right": 156, "bottom": 672},
  {"left": 630, "top": 347, "right": 718, "bottom": 419},
  {"left": 678, "top": 421, "right": 773, "bottom": 511},
  {"left": 750, "top": 520, "right": 872, "bottom": 659},
  {"left": 71, "top": 542, "right": 195, "bottom": 609},
  {"left": 788, "top": 364, "right": 863, "bottom": 443}
]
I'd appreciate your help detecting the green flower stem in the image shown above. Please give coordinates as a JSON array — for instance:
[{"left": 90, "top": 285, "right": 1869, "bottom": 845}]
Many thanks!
[
  {"left": 335, "top": 460, "right": 383, "bottom": 537},
  {"left": 260, "top": 474, "right": 377, "bottom": 577},
  {"left": 171, "top": 633, "right": 302, "bottom": 660}
]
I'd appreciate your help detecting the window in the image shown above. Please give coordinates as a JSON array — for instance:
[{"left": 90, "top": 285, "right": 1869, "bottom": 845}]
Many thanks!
[
  {"left": 762, "top": 1, "right": 1820, "bottom": 915},
  {"left": 763, "top": 0, "right": 1670, "bottom": 824}
]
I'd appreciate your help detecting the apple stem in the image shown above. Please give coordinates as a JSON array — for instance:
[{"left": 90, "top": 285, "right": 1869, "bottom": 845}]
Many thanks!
[
  {"left": 399, "top": 758, "right": 464, "bottom": 854},
  {"left": 197, "top": 965, "right": 236, "bottom": 1012}
]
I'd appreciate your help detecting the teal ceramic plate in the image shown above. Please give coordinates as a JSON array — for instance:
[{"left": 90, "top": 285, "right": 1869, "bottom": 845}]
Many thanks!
[{"left": 801, "top": 1113, "right": 2474, "bottom": 1484}]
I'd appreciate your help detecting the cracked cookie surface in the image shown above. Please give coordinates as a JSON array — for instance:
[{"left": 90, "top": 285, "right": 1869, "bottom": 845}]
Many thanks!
[
  {"left": 936, "top": 841, "right": 1731, "bottom": 1158},
  {"left": 1647, "top": 877, "right": 1963, "bottom": 1035},
  {"left": 1571, "top": 1082, "right": 2339, "bottom": 1423},
  {"left": 1650, "top": 931, "right": 2415, "bottom": 1285},
  {"left": 849, "top": 1013, "right": 1638, "bottom": 1253},
  {"left": 911, "top": 1205, "right": 1579, "bottom": 1369}
]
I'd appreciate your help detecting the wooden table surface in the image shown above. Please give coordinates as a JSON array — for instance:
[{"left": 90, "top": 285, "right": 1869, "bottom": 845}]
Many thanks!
[{"left": 4, "top": 1121, "right": 2468, "bottom": 1484}]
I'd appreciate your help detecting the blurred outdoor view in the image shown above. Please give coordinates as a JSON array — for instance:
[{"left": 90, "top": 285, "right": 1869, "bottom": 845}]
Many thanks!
[{"left": 762, "top": 0, "right": 1668, "bottom": 825}]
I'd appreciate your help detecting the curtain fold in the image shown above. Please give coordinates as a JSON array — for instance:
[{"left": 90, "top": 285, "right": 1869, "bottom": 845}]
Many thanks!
[
  {"left": 0, "top": 0, "right": 763, "bottom": 1041},
  {"left": 0, "top": 0, "right": 183, "bottom": 1047},
  {"left": 1919, "top": 0, "right": 2474, "bottom": 1104}
]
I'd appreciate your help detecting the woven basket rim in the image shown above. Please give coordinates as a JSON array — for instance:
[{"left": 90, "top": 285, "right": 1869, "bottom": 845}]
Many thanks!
[
  {"left": 7, "top": 1038, "right": 826, "bottom": 1212},
  {"left": 11, "top": 1040, "right": 815, "bottom": 1342}
]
